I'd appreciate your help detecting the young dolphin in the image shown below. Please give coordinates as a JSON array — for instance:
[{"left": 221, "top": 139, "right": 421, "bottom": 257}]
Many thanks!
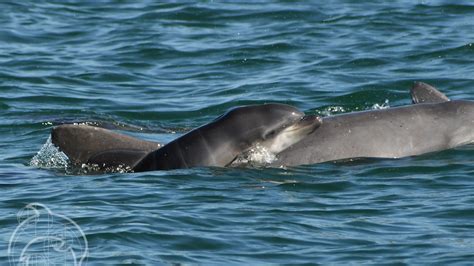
[
  {"left": 133, "top": 104, "right": 322, "bottom": 171},
  {"left": 272, "top": 82, "right": 474, "bottom": 167}
]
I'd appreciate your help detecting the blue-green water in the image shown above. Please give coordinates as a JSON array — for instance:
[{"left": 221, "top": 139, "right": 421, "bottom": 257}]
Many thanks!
[{"left": 2, "top": 1, "right": 474, "bottom": 264}]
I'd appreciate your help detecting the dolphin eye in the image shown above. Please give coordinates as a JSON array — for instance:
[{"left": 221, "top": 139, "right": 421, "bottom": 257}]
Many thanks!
[{"left": 265, "top": 130, "right": 276, "bottom": 138}]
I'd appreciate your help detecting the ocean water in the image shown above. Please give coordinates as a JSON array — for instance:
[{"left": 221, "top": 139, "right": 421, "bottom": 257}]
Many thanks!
[{"left": 1, "top": 0, "right": 474, "bottom": 264}]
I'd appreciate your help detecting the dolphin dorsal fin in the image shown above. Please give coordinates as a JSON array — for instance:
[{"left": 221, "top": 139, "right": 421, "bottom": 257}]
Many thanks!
[{"left": 410, "top": 82, "right": 450, "bottom": 104}]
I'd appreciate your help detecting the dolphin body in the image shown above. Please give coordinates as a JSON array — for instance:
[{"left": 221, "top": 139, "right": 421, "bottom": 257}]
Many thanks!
[{"left": 272, "top": 82, "right": 474, "bottom": 167}]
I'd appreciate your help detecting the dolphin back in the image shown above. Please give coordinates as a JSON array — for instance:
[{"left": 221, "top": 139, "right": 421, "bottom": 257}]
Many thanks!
[{"left": 51, "top": 124, "right": 161, "bottom": 167}]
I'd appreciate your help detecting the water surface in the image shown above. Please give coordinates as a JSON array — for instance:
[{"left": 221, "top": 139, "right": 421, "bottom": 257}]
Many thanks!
[{"left": 1, "top": 0, "right": 474, "bottom": 264}]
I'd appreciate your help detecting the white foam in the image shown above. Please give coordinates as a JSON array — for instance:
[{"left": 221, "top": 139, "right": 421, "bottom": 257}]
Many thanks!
[
  {"left": 319, "top": 106, "right": 346, "bottom": 116},
  {"left": 30, "top": 136, "right": 69, "bottom": 169},
  {"left": 372, "top": 99, "right": 390, "bottom": 110},
  {"left": 30, "top": 136, "right": 132, "bottom": 174},
  {"left": 80, "top": 163, "right": 133, "bottom": 174},
  {"left": 232, "top": 143, "right": 277, "bottom": 167}
]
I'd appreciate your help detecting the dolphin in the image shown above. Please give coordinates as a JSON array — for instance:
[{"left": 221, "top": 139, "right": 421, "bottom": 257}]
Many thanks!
[
  {"left": 133, "top": 104, "right": 321, "bottom": 171},
  {"left": 51, "top": 124, "right": 161, "bottom": 168},
  {"left": 271, "top": 82, "right": 474, "bottom": 167}
]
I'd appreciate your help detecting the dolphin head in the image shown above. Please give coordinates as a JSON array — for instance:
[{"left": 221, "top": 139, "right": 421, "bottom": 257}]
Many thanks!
[{"left": 221, "top": 103, "right": 321, "bottom": 154}]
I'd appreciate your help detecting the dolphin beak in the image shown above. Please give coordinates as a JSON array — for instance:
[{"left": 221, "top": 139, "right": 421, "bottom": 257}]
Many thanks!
[
  {"left": 281, "top": 114, "right": 322, "bottom": 135},
  {"left": 259, "top": 115, "right": 322, "bottom": 154},
  {"left": 296, "top": 115, "right": 322, "bottom": 134}
]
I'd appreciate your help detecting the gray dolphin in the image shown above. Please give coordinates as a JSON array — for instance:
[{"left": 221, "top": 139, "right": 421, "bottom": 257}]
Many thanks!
[
  {"left": 272, "top": 82, "right": 474, "bottom": 167},
  {"left": 133, "top": 104, "right": 321, "bottom": 171},
  {"left": 51, "top": 124, "right": 161, "bottom": 168}
]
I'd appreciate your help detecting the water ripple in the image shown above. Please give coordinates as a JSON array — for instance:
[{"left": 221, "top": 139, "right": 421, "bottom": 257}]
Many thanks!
[{"left": 1, "top": 0, "right": 474, "bottom": 264}]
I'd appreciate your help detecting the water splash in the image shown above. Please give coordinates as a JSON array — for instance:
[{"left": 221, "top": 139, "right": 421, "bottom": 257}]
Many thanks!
[
  {"left": 30, "top": 136, "right": 132, "bottom": 174},
  {"left": 371, "top": 99, "right": 390, "bottom": 110},
  {"left": 30, "top": 136, "right": 69, "bottom": 169},
  {"left": 318, "top": 106, "right": 347, "bottom": 116},
  {"left": 78, "top": 163, "right": 133, "bottom": 174},
  {"left": 232, "top": 144, "right": 277, "bottom": 167}
]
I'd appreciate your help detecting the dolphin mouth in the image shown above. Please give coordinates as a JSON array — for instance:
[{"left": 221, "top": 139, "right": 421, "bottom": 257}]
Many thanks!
[
  {"left": 286, "top": 115, "right": 322, "bottom": 134},
  {"left": 238, "top": 114, "right": 323, "bottom": 163}
]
